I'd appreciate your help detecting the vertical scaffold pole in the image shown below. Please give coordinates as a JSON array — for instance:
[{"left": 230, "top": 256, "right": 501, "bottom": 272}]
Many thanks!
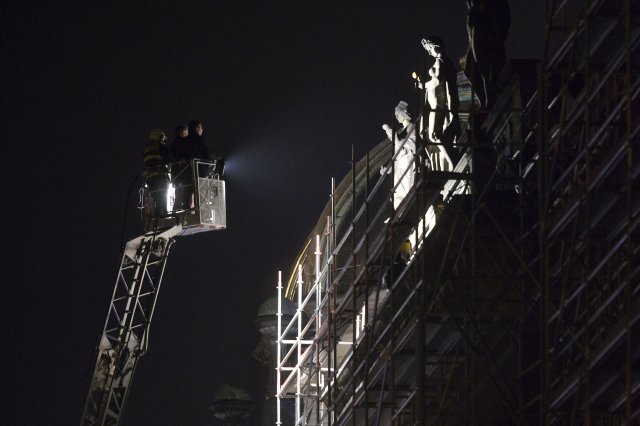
[
  {"left": 350, "top": 144, "right": 358, "bottom": 425},
  {"left": 296, "top": 266, "right": 303, "bottom": 423},
  {"left": 623, "top": 1, "right": 633, "bottom": 422},
  {"left": 363, "top": 152, "right": 371, "bottom": 422},
  {"left": 315, "top": 234, "right": 322, "bottom": 425},
  {"left": 277, "top": 271, "right": 283, "bottom": 426},
  {"left": 328, "top": 177, "right": 337, "bottom": 426},
  {"left": 316, "top": 235, "right": 322, "bottom": 331}
]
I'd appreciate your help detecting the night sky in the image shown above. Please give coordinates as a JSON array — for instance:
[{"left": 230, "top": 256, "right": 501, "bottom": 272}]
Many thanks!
[{"left": 1, "top": 2, "right": 541, "bottom": 425}]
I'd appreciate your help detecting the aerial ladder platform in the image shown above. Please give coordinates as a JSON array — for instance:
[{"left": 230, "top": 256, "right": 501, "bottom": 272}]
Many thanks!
[{"left": 80, "top": 159, "right": 225, "bottom": 426}]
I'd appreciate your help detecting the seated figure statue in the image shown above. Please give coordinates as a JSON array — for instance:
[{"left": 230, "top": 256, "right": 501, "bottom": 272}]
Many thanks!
[{"left": 381, "top": 101, "right": 417, "bottom": 209}]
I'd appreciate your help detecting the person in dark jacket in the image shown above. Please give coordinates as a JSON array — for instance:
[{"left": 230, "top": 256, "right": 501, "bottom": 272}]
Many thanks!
[
  {"left": 170, "top": 121, "right": 211, "bottom": 211},
  {"left": 172, "top": 120, "right": 210, "bottom": 161},
  {"left": 144, "top": 129, "right": 170, "bottom": 217},
  {"left": 173, "top": 124, "right": 188, "bottom": 142}
]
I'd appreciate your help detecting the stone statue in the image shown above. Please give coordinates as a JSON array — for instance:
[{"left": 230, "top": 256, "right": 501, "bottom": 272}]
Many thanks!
[
  {"left": 464, "top": 0, "right": 511, "bottom": 109},
  {"left": 419, "top": 36, "right": 459, "bottom": 170},
  {"left": 421, "top": 37, "right": 460, "bottom": 146},
  {"left": 381, "top": 101, "right": 417, "bottom": 209}
]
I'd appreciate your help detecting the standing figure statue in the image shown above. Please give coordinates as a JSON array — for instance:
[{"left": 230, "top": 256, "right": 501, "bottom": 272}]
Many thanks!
[
  {"left": 464, "top": 0, "right": 511, "bottom": 109},
  {"left": 381, "top": 101, "right": 417, "bottom": 209},
  {"left": 420, "top": 36, "right": 459, "bottom": 170}
]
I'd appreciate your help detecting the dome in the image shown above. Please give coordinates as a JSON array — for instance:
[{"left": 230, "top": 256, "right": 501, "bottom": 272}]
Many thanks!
[
  {"left": 257, "top": 296, "right": 297, "bottom": 317},
  {"left": 255, "top": 296, "right": 297, "bottom": 337}
]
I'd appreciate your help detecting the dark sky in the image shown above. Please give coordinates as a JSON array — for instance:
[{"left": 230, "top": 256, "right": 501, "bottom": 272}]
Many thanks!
[{"left": 1, "top": 2, "right": 542, "bottom": 425}]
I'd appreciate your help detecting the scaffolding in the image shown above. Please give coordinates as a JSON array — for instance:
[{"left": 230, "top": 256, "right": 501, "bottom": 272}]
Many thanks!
[
  {"left": 275, "top": 0, "right": 638, "bottom": 424},
  {"left": 532, "top": 0, "right": 640, "bottom": 423}
]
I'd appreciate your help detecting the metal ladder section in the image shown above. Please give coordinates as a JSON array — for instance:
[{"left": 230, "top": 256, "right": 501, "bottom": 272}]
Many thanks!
[{"left": 80, "top": 225, "right": 181, "bottom": 426}]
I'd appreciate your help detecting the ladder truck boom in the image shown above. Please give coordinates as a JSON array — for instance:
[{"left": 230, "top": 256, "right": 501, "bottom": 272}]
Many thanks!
[
  {"left": 80, "top": 226, "right": 181, "bottom": 426},
  {"left": 81, "top": 158, "right": 225, "bottom": 425}
]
